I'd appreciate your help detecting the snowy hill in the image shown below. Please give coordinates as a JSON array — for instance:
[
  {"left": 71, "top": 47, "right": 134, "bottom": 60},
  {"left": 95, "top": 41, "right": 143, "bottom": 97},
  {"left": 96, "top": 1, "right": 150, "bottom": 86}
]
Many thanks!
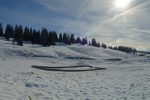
[{"left": 0, "top": 38, "right": 150, "bottom": 100}]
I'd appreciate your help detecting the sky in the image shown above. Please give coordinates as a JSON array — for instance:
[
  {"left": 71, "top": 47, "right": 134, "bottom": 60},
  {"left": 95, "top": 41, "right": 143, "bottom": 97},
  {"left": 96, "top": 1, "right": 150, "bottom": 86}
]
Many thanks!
[{"left": 0, "top": 0, "right": 150, "bottom": 51}]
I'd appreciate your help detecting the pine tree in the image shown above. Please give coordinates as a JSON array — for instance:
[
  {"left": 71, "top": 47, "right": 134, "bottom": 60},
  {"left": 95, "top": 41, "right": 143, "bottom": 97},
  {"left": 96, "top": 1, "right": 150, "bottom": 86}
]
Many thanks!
[
  {"left": 89, "top": 42, "right": 91, "bottom": 46},
  {"left": 91, "top": 38, "right": 97, "bottom": 46},
  {"left": 102, "top": 43, "right": 107, "bottom": 49},
  {"left": 13, "top": 25, "right": 18, "bottom": 44},
  {"left": 81, "top": 37, "right": 87, "bottom": 45},
  {"left": 24, "top": 26, "right": 27, "bottom": 41},
  {"left": 133, "top": 48, "right": 137, "bottom": 55},
  {"left": 76, "top": 37, "right": 81, "bottom": 44},
  {"left": 5, "top": 24, "right": 13, "bottom": 41},
  {"left": 63, "top": 33, "right": 67, "bottom": 43},
  {"left": 59, "top": 33, "right": 63, "bottom": 42},
  {"left": 108, "top": 46, "right": 113, "bottom": 49},
  {"left": 31, "top": 29, "right": 37, "bottom": 44},
  {"left": 29, "top": 28, "right": 33, "bottom": 41},
  {"left": 10, "top": 26, "right": 14, "bottom": 38},
  {"left": 48, "top": 31, "right": 56, "bottom": 45},
  {"left": 52, "top": 32, "right": 56, "bottom": 45},
  {"left": 48, "top": 31, "right": 52, "bottom": 45},
  {"left": 0, "top": 22, "right": 3, "bottom": 37},
  {"left": 13, "top": 25, "right": 23, "bottom": 46},
  {"left": 41, "top": 28, "right": 49, "bottom": 46},
  {"left": 66, "top": 34, "right": 70, "bottom": 44},
  {"left": 17, "top": 25, "right": 23, "bottom": 46},
  {"left": 70, "top": 34, "right": 75, "bottom": 44},
  {"left": 24, "top": 26, "right": 30, "bottom": 41},
  {"left": 113, "top": 47, "right": 118, "bottom": 50},
  {"left": 36, "top": 30, "right": 41, "bottom": 44},
  {"left": 53, "top": 31, "right": 58, "bottom": 42},
  {"left": 97, "top": 42, "right": 100, "bottom": 47}
]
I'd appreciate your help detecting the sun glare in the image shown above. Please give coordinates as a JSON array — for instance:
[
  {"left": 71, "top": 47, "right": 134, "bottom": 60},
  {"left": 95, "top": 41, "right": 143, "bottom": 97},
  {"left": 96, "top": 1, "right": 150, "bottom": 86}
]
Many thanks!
[{"left": 115, "top": 0, "right": 131, "bottom": 9}]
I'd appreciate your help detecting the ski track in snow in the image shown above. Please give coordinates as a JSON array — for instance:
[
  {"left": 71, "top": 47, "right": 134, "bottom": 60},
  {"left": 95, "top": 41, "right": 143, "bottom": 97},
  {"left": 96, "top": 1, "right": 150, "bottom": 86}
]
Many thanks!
[{"left": 0, "top": 39, "right": 150, "bottom": 100}]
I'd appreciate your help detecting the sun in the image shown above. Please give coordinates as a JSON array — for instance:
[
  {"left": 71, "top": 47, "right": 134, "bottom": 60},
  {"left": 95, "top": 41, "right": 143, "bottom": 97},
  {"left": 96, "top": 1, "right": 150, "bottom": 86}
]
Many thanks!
[{"left": 115, "top": 0, "right": 131, "bottom": 9}]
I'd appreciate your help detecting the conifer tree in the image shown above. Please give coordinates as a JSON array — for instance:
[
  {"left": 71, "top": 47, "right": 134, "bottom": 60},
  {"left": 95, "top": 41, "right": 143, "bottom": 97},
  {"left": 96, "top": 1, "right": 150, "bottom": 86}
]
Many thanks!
[
  {"left": 36, "top": 30, "right": 41, "bottom": 44},
  {"left": 29, "top": 28, "right": 33, "bottom": 41},
  {"left": 41, "top": 28, "right": 49, "bottom": 46},
  {"left": 52, "top": 32, "right": 56, "bottom": 45},
  {"left": 91, "top": 38, "right": 97, "bottom": 46},
  {"left": 76, "top": 37, "right": 81, "bottom": 44},
  {"left": 0, "top": 22, "right": 3, "bottom": 37},
  {"left": 102, "top": 43, "right": 107, "bottom": 49},
  {"left": 59, "top": 33, "right": 63, "bottom": 42},
  {"left": 24, "top": 26, "right": 30, "bottom": 41},
  {"left": 31, "top": 29, "right": 37, "bottom": 44},
  {"left": 63, "top": 33, "right": 67, "bottom": 43},
  {"left": 70, "top": 34, "right": 75, "bottom": 44},
  {"left": 81, "top": 37, "right": 87, "bottom": 45},
  {"left": 10, "top": 26, "right": 14, "bottom": 38},
  {"left": 5, "top": 24, "right": 13, "bottom": 40},
  {"left": 5, "top": 25, "right": 9, "bottom": 40},
  {"left": 53, "top": 31, "right": 58, "bottom": 42},
  {"left": 48, "top": 31, "right": 52, "bottom": 45},
  {"left": 108, "top": 46, "right": 113, "bottom": 49},
  {"left": 97, "top": 42, "right": 100, "bottom": 47},
  {"left": 48, "top": 31, "right": 56, "bottom": 45},
  {"left": 133, "top": 48, "right": 137, "bottom": 55},
  {"left": 114, "top": 47, "right": 118, "bottom": 50},
  {"left": 24, "top": 26, "right": 28, "bottom": 41},
  {"left": 89, "top": 42, "right": 91, "bottom": 46},
  {"left": 13, "top": 25, "right": 18, "bottom": 44},
  {"left": 66, "top": 34, "right": 70, "bottom": 44},
  {"left": 17, "top": 25, "right": 23, "bottom": 46}
]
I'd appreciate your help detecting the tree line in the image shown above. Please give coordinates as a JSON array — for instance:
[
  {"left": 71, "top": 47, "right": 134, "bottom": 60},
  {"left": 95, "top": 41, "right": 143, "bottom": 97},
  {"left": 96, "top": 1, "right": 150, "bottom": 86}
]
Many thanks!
[{"left": 0, "top": 22, "right": 137, "bottom": 54}]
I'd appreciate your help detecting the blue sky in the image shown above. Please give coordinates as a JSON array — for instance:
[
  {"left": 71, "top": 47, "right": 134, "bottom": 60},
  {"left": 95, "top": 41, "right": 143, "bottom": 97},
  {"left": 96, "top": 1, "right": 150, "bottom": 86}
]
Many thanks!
[{"left": 0, "top": 0, "right": 150, "bottom": 51}]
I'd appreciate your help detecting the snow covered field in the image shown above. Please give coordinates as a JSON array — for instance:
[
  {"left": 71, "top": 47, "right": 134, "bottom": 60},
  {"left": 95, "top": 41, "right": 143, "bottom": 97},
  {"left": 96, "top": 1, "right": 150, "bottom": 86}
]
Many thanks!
[{"left": 0, "top": 38, "right": 150, "bottom": 100}]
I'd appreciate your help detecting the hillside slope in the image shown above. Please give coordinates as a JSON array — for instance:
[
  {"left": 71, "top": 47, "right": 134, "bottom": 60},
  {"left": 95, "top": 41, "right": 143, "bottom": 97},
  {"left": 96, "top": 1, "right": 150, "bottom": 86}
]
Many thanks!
[{"left": 0, "top": 38, "right": 150, "bottom": 100}]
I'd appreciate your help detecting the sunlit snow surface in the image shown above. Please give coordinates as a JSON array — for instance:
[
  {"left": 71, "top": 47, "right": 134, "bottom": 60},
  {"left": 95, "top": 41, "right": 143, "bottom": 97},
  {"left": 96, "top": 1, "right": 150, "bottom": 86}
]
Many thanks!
[{"left": 0, "top": 38, "right": 150, "bottom": 100}]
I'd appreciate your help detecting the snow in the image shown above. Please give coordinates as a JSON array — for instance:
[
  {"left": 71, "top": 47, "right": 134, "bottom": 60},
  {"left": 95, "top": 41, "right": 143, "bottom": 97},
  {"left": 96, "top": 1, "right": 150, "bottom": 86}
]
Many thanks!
[{"left": 0, "top": 38, "right": 150, "bottom": 100}]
